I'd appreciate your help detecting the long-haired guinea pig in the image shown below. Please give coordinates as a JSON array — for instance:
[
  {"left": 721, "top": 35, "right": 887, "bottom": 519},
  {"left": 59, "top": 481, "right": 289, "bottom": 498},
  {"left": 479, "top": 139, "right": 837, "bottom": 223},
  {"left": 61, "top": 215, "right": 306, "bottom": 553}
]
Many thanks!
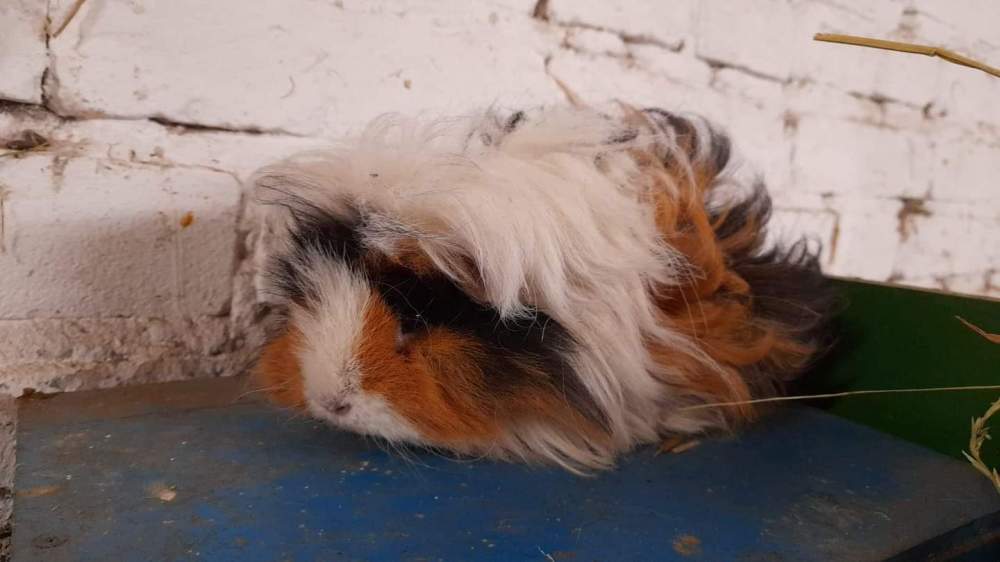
[{"left": 251, "top": 104, "right": 837, "bottom": 473}]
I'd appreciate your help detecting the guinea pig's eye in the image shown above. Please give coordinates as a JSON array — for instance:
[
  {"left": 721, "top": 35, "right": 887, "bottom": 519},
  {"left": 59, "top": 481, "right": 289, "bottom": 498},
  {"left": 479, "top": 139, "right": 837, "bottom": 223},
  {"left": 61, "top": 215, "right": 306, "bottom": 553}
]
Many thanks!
[
  {"left": 394, "top": 313, "right": 423, "bottom": 354},
  {"left": 398, "top": 311, "right": 423, "bottom": 334}
]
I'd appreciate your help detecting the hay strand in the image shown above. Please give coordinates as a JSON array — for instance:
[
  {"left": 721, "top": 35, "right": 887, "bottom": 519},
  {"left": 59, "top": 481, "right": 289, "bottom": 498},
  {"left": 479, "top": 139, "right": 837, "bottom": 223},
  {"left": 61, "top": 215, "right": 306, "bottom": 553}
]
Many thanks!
[
  {"left": 814, "top": 33, "right": 1000, "bottom": 79},
  {"left": 964, "top": 398, "right": 1000, "bottom": 495},
  {"left": 680, "top": 385, "right": 1000, "bottom": 412},
  {"left": 956, "top": 316, "right": 1000, "bottom": 343},
  {"left": 954, "top": 316, "right": 1000, "bottom": 494}
]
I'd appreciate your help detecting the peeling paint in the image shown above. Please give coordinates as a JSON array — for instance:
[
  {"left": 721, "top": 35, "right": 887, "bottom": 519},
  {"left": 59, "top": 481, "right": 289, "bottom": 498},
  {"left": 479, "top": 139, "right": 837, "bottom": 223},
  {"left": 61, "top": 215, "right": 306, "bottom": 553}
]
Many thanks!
[
  {"left": 896, "top": 197, "right": 932, "bottom": 241},
  {"left": 827, "top": 210, "right": 842, "bottom": 265},
  {"left": 531, "top": 0, "right": 550, "bottom": 22},
  {"left": 3, "top": 130, "right": 48, "bottom": 151}
]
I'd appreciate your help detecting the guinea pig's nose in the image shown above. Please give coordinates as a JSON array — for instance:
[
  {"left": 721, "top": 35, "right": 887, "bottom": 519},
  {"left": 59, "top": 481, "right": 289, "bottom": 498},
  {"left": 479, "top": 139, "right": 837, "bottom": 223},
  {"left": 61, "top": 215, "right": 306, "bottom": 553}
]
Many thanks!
[{"left": 323, "top": 398, "right": 352, "bottom": 416}]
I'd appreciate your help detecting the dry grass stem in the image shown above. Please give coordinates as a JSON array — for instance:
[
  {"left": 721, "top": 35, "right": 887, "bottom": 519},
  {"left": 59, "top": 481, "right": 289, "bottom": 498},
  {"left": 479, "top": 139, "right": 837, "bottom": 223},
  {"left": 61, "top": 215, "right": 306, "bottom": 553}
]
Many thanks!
[
  {"left": 963, "top": 398, "right": 1000, "bottom": 495},
  {"left": 680, "top": 385, "right": 1000, "bottom": 412},
  {"left": 814, "top": 33, "right": 1000, "bottom": 79},
  {"left": 956, "top": 316, "right": 1000, "bottom": 343}
]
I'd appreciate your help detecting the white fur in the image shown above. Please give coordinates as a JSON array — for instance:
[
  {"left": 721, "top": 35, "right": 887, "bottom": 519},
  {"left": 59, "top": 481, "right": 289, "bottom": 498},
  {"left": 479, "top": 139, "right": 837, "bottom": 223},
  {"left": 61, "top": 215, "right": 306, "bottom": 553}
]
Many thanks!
[
  {"left": 255, "top": 105, "right": 748, "bottom": 471},
  {"left": 290, "top": 257, "right": 422, "bottom": 443}
]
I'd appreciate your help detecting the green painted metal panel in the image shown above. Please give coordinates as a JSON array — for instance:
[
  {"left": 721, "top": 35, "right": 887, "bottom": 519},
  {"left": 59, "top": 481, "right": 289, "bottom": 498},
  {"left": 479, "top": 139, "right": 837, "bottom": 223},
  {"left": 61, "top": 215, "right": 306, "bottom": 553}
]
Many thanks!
[{"left": 804, "top": 278, "right": 1000, "bottom": 467}]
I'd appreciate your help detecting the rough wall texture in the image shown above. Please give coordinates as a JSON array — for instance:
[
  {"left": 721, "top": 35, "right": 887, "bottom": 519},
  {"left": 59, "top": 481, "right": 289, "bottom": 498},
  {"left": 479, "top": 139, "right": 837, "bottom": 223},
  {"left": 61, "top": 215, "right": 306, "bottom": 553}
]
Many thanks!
[{"left": 1, "top": 0, "right": 999, "bottom": 397}]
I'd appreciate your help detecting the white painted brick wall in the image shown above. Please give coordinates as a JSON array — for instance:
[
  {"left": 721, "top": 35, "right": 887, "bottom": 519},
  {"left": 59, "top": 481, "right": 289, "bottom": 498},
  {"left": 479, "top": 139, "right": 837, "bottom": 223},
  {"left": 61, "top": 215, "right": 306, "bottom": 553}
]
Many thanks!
[
  {"left": 0, "top": 0, "right": 47, "bottom": 103},
  {"left": 1, "top": 0, "right": 998, "bottom": 396}
]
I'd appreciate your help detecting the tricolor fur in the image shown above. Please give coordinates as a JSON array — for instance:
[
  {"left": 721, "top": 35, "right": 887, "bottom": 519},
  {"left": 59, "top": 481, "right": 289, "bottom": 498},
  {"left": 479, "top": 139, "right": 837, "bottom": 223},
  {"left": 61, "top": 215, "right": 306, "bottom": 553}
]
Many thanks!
[{"left": 252, "top": 105, "right": 837, "bottom": 473}]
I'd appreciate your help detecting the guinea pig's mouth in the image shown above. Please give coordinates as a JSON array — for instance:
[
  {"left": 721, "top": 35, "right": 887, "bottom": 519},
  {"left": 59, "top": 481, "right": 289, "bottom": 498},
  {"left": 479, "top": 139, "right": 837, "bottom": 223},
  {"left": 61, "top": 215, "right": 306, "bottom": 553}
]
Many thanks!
[
  {"left": 313, "top": 396, "right": 353, "bottom": 418},
  {"left": 306, "top": 392, "right": 425, "bottom": 444},
  {"left": 305, "top": 396, "right": 356, "bottom": 430}
]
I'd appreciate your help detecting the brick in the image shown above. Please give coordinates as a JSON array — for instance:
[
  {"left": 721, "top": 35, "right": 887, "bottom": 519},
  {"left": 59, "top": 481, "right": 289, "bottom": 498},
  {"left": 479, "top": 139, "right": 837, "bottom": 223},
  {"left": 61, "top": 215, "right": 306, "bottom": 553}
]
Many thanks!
[
  {"left": 785, "top": 81, "right": 891, "bottom": 126},
  {"left": 0, "top": 0, "right": 48, "bottom": 103},
  {"left": 46, "top": 0, "right": 563, "bottom": 135},
  {"left": 823, "top": 196, "right": 901, "bottom": 281},
  {"left": 928, "top": 69, "right": 1000, "bottom": 139},
  {"left": 930, "top": 132, "right": 1000, "bottom": 203},
  {"left": 0, "top": 315, "right": 246, "bottom": 395},
  {"left": 891, "top": 200, "right": 999, "bottom": 293},
  {"left": 0, "top": 155, "right": 241, "bottom": 318},
  {"left": 793, "top": 116, "right": 933, "bottom": 199}
]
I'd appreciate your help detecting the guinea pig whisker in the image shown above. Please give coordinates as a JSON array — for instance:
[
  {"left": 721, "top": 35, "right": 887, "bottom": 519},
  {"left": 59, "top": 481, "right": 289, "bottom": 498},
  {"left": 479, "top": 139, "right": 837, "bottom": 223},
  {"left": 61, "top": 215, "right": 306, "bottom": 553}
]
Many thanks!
[
  {"left": 539, "top": 315, "right": 552, "bottom": 343},
  {"left": 281, "top": 409, "right": 314, "bottom": 426},
  {"left": 234, "top": 385, "right": 290, "bottom": 401},
  {"left": 377, "top": 438, "right": 427, "bottom": 470}
]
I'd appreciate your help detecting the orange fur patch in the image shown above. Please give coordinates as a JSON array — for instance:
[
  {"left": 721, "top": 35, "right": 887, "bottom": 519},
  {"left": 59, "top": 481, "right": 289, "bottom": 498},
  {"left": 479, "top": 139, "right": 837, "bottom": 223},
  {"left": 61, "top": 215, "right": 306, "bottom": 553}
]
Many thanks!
[
  {"left": 356, "top": 294, "right": 608, "bottom": 447},
  {"left": 631, "top": 113, "right": 815, "bottom": 424},
  {"left": 257, "top": 326, "right": 306, "bottom": 409},
  {"left": 357, "top": 294, "right": 503, "bottom": 443}
]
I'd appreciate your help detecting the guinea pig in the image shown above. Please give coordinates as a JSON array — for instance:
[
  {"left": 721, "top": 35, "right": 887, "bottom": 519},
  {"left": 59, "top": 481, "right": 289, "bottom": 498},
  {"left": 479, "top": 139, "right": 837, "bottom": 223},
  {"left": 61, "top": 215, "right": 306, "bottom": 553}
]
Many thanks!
[{"left": 251, "top": 104, "right": 837, "bottom": 473}]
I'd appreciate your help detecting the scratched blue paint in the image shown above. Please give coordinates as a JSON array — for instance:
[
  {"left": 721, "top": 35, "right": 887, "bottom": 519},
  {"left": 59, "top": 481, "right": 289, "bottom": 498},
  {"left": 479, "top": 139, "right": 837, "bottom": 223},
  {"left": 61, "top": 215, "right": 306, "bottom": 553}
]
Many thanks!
[{"left": 14, "top": 403, "right": 1000, "bottom": 561}]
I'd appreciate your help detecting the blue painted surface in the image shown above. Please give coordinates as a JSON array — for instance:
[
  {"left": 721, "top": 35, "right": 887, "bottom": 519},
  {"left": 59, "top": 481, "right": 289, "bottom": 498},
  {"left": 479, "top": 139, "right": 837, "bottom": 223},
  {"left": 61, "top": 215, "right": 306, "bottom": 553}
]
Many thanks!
[{"left": 14, "top": 390, "right": 1000, "bottom": 562}]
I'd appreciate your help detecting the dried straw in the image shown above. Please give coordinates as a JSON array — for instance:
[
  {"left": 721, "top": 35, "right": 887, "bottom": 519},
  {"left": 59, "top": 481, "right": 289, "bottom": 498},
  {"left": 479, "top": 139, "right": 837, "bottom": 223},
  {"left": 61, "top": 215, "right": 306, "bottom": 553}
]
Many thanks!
[
  {"left": 814, "top": 33, "right": 1000, "bottom": 79},
  {"left": 964, "top": 398, "right": 1000, "bottom": 495},
  {"left": 957, "top": 316, "right": 1000, "bottom": 343},
  {"left": 680, "top": 385, "right": 1000, "bottom": 412},
  {"left": 955, "top": 317, "right": 1000, "bottom": 494}
]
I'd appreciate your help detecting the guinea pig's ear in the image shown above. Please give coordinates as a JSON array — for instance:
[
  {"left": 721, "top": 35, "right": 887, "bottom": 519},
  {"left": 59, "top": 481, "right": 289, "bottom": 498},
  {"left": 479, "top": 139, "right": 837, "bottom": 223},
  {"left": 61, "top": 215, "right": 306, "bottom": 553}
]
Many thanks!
[
  {"left": 252, "top": 164, "right": 355, "bottom": 230},
  {"left": 250, "top": 164, "right": 369, "bottom": 311}
]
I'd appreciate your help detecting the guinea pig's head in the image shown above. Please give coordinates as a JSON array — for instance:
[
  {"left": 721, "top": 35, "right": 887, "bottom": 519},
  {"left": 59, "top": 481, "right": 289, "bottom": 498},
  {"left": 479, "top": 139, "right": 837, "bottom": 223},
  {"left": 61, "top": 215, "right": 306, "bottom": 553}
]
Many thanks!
[{"left": 251, "top": 168, "right": 613, "bottom": 467}]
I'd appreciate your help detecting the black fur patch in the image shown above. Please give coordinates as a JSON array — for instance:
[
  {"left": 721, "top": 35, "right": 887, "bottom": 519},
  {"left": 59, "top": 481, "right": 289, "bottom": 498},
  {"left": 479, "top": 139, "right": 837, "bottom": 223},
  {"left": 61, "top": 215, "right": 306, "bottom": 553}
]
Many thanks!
[
  {"left": 265, "top": 197, "right": 364, "bottom": 306},
  {"left": 710, "top": 183, "right": 841, "bottom": 376},
  {"left": 262, "top": 194, "right": 608, "bottom": 430},
  {"left": 640, "top": 108, "right": 835, "bottom": 367},
  {"left": 376, "top": 266, "right": 607, "bottom": 428}
]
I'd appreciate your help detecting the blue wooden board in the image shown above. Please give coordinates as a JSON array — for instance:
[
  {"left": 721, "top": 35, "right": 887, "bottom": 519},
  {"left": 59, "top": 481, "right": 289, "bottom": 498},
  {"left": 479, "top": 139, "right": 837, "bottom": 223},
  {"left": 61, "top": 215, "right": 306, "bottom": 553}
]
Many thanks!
[{"left": 13, "top": 376, "right": 1000, "bottom": 561}]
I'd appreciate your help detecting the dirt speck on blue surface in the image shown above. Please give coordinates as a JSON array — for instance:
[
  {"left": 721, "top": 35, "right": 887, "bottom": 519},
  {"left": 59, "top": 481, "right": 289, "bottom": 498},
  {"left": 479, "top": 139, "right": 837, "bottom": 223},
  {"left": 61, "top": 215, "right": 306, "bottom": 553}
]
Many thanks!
[
  {"left": 673, "top": 534, "right": 702, "bottom": 556},
  {"left": 31, "top": 534, "right": 68, "bottom": 550},
  {"left": 149, "top": 482, "right": 177, "bottom": 502},
  {"left": 18, "top": 485, "right": 60, "bottom": 498}
]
